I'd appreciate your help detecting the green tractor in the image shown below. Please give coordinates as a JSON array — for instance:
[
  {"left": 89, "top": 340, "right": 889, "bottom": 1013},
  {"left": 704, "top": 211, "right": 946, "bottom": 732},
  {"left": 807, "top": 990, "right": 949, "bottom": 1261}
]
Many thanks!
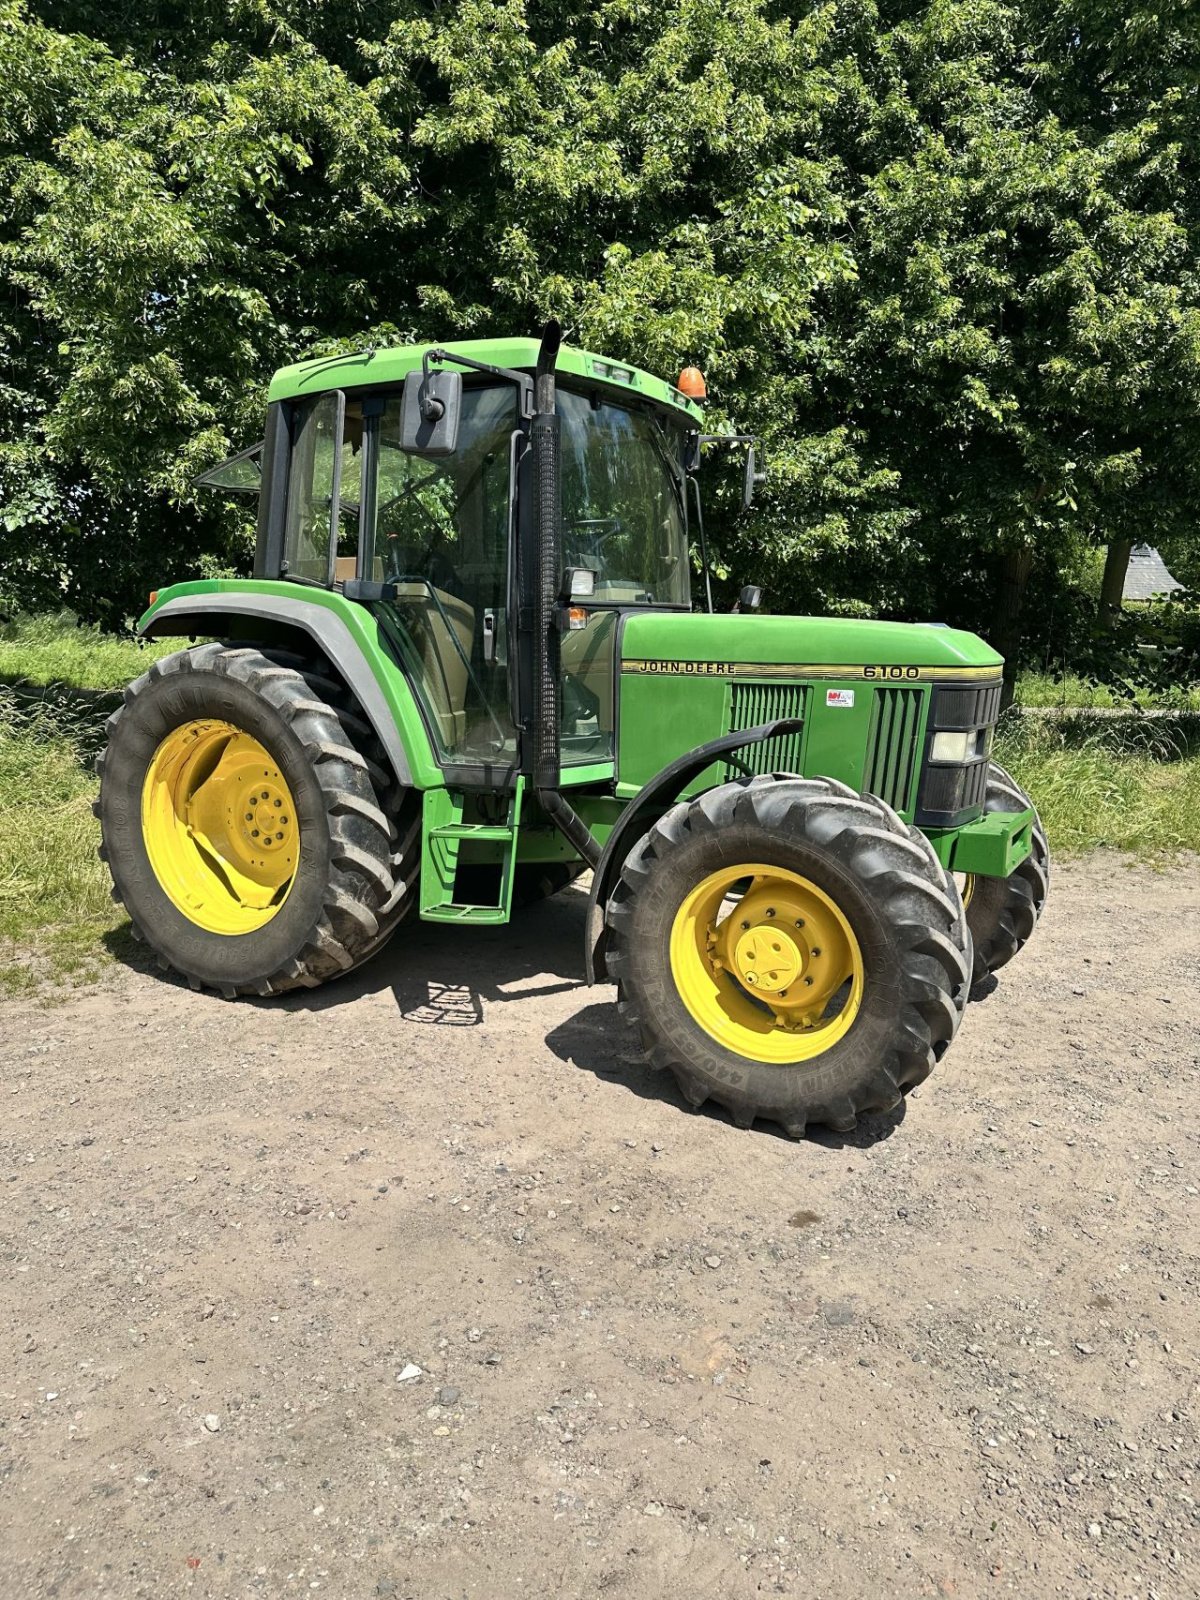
[{"left": 96, "top": 324, "right": 1048, "bottom": 1136}]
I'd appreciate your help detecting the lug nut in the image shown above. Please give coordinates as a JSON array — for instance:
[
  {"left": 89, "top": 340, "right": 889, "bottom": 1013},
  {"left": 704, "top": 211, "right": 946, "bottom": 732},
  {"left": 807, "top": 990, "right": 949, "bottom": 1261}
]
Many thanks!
[
  {"left": 274, "top": 798, "right": 282, "bottom": 807},
  {"left": 251, "top": 829, "right": 260, "bottom": 838},
  {"left": 795, "top": 918, "right": 805, "bottom": 928},
  {"left": 765, "top": 907, "right": 776, "bottom": 917},
  {"left": 804, "top": 976, "right": 814, "bottom": 987},
  {"left": 811, "top": 947, "right": 821, "bottom": 957},
  {"left": 741, "top": 920, "right": 750, "bottom": 931}
]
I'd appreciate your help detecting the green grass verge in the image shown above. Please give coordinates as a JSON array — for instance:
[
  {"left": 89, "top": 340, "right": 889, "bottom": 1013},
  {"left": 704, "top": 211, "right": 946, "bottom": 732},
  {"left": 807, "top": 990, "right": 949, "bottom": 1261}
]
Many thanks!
[
  {"left": 1014, "top": 669, "right": 1200, "bottom": 712},
  {"left": 0, "top": 615, "right": 168, "bottom": 993},
  {"left": 0, "top": 688, "right": 129, "bottom": 995},
  {"left": 0, "top": 613, "right": 1196, "bottom": 995},
  {"left": 995, "top": 712, "right": 1200, "bottom": 856},
  {"left": 0, "top": 610, "right": 172, "bottom": 692}
]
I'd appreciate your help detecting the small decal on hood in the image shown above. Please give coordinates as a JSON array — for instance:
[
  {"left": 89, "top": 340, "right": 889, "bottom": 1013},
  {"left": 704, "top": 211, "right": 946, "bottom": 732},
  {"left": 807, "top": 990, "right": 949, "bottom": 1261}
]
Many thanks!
[{"left": 826, "top": 688, "right": 855, "bottom": 708}]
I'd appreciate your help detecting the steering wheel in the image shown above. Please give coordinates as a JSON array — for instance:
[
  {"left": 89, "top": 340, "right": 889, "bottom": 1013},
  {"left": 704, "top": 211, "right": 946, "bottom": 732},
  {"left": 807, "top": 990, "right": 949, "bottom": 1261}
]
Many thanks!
[
  {"left": 377, "top": 483, "right": 465, "bottom": 596},
  {"left": 384, "top": 539, "right": 463, "bottom": 597},
  {"left": 565, "top": 516, "right": 625, "bottom": 568}
]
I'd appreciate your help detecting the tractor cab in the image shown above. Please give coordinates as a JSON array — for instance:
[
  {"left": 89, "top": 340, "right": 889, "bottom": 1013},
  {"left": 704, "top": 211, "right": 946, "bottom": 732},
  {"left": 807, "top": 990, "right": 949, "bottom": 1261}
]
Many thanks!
[{"left": 203, "top": 337, "right": 704, "bottom": 782}]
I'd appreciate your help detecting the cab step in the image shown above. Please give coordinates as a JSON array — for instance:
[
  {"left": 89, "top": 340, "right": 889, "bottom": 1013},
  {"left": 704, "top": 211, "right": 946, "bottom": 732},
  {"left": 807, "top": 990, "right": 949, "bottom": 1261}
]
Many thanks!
[{"left": 419, "top": 779, "right": 523, "bottom": 924}]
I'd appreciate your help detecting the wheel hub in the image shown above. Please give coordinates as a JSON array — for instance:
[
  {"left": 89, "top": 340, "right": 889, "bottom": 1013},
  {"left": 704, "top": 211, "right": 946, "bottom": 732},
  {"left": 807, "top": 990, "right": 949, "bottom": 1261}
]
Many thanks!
[
  {"left": 730, "top": 923, "right": 804, "bottom": 994},
  {"left": 141, "top": 719, "right": 299, "bottom": 935},
  {"left": 671, "top": 864, "right": 865, "bottom": 1065}
]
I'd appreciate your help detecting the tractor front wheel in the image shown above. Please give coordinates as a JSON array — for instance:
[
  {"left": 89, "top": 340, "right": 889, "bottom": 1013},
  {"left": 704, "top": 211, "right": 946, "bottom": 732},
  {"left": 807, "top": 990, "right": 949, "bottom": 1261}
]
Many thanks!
[
  {"left": 96, "top": 643, "right": 413, "bottom": 996},
  {"left": 605, "top": 776, "right": 971, "bottom": 1138}
]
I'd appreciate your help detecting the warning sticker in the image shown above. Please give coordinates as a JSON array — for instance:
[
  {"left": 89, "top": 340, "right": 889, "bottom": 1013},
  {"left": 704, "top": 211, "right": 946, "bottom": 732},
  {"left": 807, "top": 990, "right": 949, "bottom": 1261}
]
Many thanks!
[{"left": 826, "top": 688, "right": 856, "bottom": 708}]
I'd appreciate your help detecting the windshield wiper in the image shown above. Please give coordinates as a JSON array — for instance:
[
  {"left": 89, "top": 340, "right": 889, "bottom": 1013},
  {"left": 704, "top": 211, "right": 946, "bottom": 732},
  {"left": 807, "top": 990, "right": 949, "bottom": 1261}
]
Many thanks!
[{"left": 647, "top": 418, "right": 686, "bottom": 517}]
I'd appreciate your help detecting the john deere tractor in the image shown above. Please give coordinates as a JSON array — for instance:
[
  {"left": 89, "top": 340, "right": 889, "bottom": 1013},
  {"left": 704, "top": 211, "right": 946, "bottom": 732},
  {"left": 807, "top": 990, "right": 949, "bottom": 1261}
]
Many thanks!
[{"left": 96, "top": 324, "right": 1049, "bottom": 1137}]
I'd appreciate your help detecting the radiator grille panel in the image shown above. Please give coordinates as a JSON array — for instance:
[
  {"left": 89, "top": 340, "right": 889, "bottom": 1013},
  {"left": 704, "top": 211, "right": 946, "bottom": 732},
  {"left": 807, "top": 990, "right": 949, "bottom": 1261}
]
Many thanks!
[
  {"left": 722, "top": 683, "right": 807, "bottom": 777},
  {"left": 864, "top": 687, "right": 924, "bottom": 813}
]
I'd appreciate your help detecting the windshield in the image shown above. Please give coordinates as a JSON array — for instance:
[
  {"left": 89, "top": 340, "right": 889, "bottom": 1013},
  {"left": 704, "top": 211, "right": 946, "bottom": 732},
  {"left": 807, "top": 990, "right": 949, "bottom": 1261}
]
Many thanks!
[{"left": 558, "top": 390, "right": 690, "bottom": 607}]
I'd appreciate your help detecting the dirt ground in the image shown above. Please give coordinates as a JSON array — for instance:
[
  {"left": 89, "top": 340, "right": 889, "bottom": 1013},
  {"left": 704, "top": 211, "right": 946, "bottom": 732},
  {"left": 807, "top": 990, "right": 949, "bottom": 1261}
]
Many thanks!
[{"left": 1, "top": 854, "right": 1197, "bottom": 1600}]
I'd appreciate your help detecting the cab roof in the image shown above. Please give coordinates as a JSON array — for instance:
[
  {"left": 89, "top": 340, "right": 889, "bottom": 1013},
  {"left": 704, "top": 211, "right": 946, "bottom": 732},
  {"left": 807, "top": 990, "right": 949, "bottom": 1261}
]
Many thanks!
[{"left": 266, "top": 336, "right": 705, "bottom": 424}]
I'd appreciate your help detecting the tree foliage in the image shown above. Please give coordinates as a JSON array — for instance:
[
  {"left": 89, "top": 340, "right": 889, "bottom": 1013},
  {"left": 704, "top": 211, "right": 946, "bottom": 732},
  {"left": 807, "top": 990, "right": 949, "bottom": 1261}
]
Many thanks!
[{"left": 1, "top": 0, "right": 1197, "bottom": 665}]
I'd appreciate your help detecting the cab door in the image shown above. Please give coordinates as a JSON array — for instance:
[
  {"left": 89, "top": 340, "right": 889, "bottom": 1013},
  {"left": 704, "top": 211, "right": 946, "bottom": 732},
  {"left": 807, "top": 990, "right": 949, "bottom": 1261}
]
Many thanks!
[{"left": 362, "top": 382, "right": 520, "bottom": 768}]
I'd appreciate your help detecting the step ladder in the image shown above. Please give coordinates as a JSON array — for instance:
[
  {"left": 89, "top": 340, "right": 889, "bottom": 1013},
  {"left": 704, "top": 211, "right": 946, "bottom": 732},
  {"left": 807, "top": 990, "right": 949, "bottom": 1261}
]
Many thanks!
[{"left": 419, "top": 777, "right": 524, "bottom": 925}]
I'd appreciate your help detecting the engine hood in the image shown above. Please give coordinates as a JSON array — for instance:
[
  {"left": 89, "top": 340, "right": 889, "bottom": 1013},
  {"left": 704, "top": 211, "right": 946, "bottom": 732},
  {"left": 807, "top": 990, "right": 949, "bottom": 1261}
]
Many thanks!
[{"left": 618, "top": 612, "right": 1002, "bottom": 677}]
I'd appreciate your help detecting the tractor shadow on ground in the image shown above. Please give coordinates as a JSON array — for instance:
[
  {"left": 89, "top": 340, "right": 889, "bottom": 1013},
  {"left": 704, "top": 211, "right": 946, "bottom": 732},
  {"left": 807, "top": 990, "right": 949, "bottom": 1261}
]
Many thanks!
[
  {"left": 107, "top": 883, "right": 907, "bottom": 1148},
  {"left": 542, "top": 1000, "right": 908, "bottom": 1148},
  {"left": 102, "top": 886, "right": 590, "bottom": 1017},
  {"left": 291, "top": 884, "right": 591, "bottom": 1020}
]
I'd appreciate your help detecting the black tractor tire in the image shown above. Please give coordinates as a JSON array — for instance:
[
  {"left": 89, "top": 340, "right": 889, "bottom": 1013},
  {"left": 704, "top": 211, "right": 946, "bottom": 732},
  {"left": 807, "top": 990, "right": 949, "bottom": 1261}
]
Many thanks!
[
  {"left": 912, "top": 827, "right": 975, "bottom": 1032},
  {"left": 604, "top": 775, "right": 971, "bottom": 1138},
  {"left": 96, "top": 643, "right": 415, "bottom": 996},
  {"left": 964, "top": 761, "right": 1050, "bottom": 985}
]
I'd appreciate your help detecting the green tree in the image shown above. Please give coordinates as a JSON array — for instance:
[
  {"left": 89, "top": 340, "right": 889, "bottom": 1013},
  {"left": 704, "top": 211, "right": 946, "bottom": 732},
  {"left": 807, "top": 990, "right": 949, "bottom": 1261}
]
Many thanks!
[{"left": 1, "top": 0, "right": 1197, "bottom": 675}]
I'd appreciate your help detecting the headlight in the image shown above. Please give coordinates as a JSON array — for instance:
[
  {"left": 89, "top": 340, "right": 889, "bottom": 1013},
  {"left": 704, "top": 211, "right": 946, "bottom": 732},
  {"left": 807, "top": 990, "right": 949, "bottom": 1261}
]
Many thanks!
[
  {"left": 931, "top": 730, "right": 973, "bottom": 763},
  {"left": 916, "top": 679, "right": 1003, "bottom": 826}
]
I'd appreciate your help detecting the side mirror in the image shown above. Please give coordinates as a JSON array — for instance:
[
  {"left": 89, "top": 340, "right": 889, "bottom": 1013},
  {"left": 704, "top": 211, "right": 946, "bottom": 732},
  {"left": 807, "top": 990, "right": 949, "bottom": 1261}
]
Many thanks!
[
  {"left": 734, "top": 585, "right": 763, "bottom": 613},
  {"left": 742, "top": 442, "right": 768, "bottom": 509},
  {"left": 400, "top": 367, "right": 462, "bottom": 456}
]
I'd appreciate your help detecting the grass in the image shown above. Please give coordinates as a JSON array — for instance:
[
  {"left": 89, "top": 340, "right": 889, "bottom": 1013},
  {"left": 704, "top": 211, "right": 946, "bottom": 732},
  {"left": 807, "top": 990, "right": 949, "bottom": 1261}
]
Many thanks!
[
  {"left": 0, "top": 611, "right": 1196, "bottom": 995},
  {"left": 0, "top": 614, "right": 169, "bottom": 994},
  {"left": 0, "top": 611, "right": 173, "bottom": 692},
  {"left": 0, "top": 688, "right": 127, "bottom": 995},
  {"left": 995, "top": 711, "right": 1200, "bottom": 856},
  {"left": 1015, "top": 669, "right": 1200, "bottom": 713}
]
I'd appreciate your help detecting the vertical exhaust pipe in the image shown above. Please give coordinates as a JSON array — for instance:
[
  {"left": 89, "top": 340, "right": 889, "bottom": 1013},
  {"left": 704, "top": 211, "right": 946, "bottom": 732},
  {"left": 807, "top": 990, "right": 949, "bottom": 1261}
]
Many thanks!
[
  {"left": 530, "top": 320, "right": 600, "bottom": 868},
  {"left": 531, "top": 320, "right": 562, "bottom": 793}
]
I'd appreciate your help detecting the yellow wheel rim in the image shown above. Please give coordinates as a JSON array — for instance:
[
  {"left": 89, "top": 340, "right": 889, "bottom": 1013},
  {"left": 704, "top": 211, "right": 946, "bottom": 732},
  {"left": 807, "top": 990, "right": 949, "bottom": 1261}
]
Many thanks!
[
  {"left": 957, "top": 873, "right": 976, "bottom": 910},
  {"left": 669, "top": 863, "right": 865, "bottom": 1065},
  {"left": 141, "top": 719, "right": 299, "bottom": 935}
]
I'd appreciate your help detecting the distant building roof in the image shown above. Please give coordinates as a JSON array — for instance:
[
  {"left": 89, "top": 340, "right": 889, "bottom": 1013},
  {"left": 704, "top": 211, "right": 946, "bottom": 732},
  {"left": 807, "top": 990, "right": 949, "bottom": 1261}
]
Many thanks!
[{"left": 1123, "top": 544, "right": 1185, "bottom": 601}]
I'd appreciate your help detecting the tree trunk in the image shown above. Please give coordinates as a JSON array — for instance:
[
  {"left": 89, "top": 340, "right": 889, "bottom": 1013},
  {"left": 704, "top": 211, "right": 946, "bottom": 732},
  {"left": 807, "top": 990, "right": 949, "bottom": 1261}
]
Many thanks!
[
  {"left": 1100, "top": 538, "right": 1134, "bottom": 626},
  {"left": 992, "top": 544, "right": 1033, "bottom": 708}
]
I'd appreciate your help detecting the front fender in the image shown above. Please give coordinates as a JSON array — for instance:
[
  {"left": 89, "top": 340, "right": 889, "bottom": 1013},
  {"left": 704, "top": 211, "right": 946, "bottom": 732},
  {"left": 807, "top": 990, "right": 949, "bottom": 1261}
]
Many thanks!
[
  {"left": 139, "top": 580, "right": 440, "bottom": 791},
  {"left": 584, "top": 718, "right": 804, "bottom": 984}
]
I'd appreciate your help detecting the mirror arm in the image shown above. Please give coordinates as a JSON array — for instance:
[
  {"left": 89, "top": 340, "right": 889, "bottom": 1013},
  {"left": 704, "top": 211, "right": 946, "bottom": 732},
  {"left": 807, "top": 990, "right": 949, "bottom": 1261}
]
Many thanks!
[
  {"left": 423, "top": 348, "right": 535, "bottom": 419},
  {"left": 687, "top": 475, "right": 715, "bottom": 615}
]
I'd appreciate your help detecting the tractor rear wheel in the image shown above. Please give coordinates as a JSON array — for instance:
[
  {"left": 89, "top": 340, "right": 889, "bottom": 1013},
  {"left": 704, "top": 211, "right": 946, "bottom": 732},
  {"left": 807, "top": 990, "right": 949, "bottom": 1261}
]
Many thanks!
[
  {"left": 962, "top": 762, "right": 1050, "bottom": 985},
  {"left": 604, "top": 776, "right": 970, "bottom": 1138},
  {"left": 96, "top": 643, "right": 414, "bottom": 996}
]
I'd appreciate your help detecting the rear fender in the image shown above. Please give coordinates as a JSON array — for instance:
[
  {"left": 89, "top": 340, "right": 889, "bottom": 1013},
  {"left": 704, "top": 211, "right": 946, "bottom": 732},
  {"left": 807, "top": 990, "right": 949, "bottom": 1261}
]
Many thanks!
[{"left": 140, "top": 584, "right": 438, "bottom": 791}]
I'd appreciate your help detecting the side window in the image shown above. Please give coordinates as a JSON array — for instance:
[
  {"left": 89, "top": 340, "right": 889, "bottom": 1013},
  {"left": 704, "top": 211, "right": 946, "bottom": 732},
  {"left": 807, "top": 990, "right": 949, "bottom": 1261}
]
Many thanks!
[{"left": 282, "top": 391, "right": 345, "bottom": 583}]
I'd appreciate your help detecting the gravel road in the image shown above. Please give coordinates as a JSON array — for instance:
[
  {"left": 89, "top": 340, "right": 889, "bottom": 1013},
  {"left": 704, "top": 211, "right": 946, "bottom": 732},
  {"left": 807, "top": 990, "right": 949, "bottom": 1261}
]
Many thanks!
[{"left": 1, "top": 854, "right": 1197, "bottom": 1599}]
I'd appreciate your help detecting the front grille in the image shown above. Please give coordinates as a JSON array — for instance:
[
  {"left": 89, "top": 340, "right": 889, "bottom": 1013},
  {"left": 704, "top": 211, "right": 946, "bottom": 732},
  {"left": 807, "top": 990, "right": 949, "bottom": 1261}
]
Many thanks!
[
  {"left": 863, "top": 687, "right": 924, "bottom": 813},
  {"left": 721, "top": 682, "right": 807, "bottom": 777}
]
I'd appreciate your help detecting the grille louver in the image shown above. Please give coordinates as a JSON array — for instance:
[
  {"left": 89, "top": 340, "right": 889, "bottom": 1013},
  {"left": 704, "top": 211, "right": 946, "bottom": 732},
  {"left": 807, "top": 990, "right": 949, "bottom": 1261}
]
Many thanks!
[
  {"left": 722, "top": 683, "right": 807, "bottom": 778},
  {"left": 863, "top": 687, "right": 924, "bottom": 813}
]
